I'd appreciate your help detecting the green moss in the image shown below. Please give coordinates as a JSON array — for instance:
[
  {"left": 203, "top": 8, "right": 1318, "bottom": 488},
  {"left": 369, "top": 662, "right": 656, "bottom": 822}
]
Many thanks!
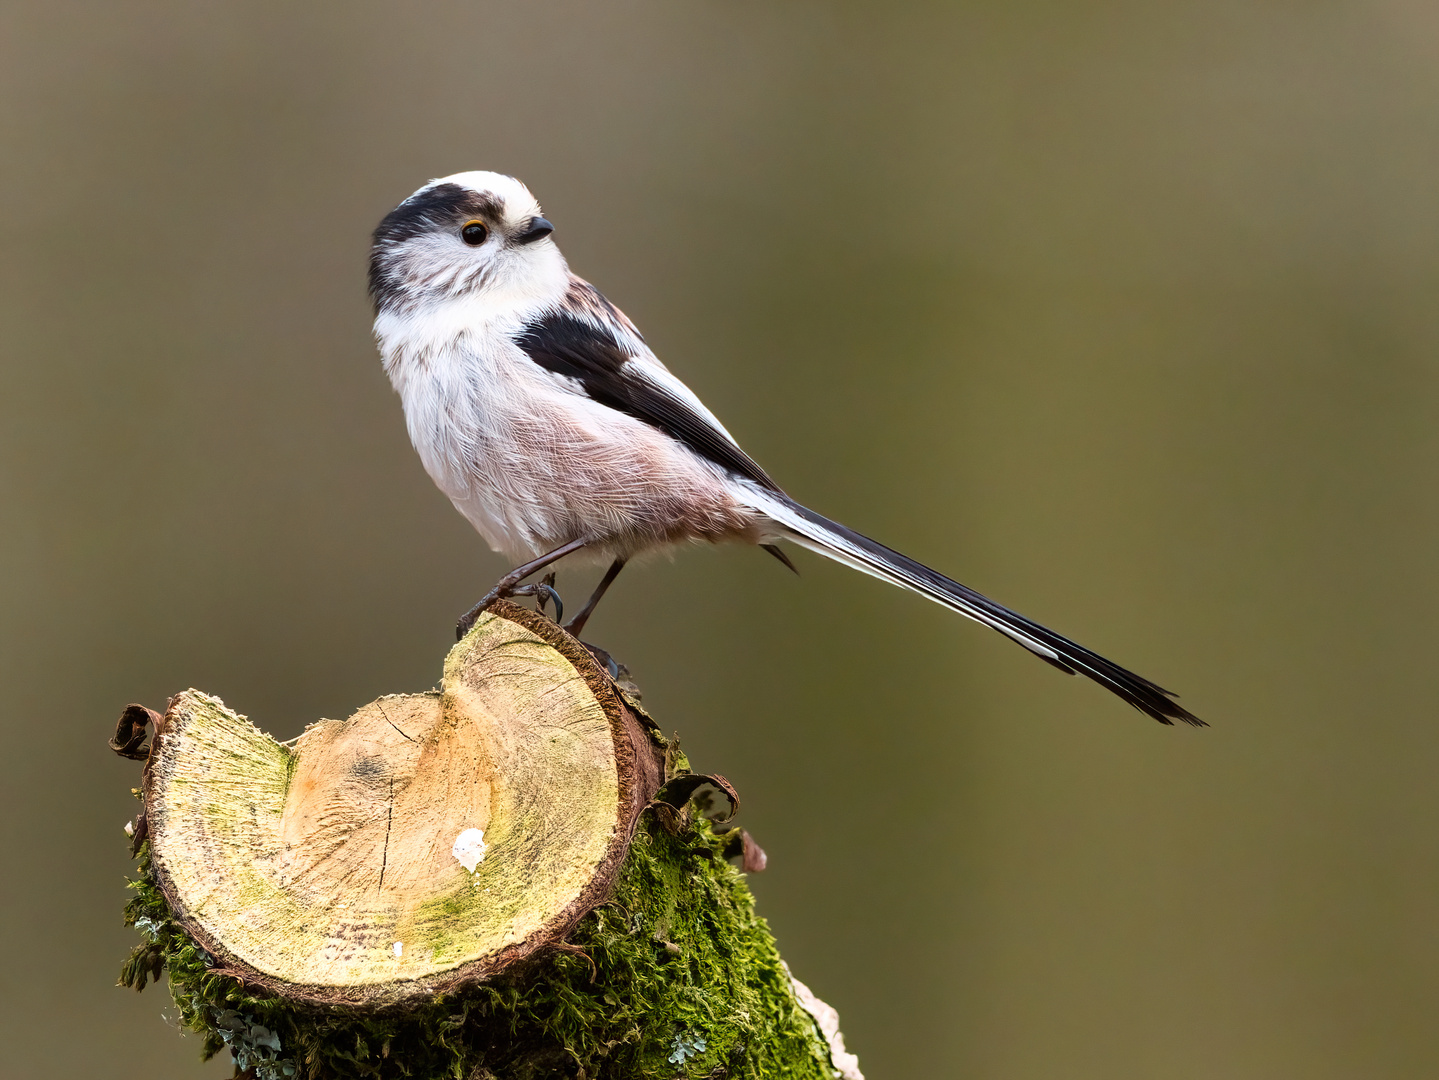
[{"left": 122, "top": 810, "right": 837, "bottom": 1080}]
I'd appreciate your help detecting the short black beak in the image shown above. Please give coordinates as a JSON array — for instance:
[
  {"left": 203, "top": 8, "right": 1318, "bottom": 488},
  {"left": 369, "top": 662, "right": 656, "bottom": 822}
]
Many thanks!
[{"left": 515, "top": 216, "right": 554, "bottom": 245}]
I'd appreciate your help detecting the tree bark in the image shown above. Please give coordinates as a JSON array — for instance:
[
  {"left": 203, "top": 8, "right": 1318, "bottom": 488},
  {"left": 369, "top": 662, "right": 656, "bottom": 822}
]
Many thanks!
[{"left": 115, "top": 599, "right": 862, "bottom": 1080}]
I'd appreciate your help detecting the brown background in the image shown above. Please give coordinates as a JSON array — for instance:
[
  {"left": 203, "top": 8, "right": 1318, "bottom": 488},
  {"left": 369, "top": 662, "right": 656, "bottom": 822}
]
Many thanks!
[{"left": 5, "top": 2, "right": 1439, "bottom": 1077}]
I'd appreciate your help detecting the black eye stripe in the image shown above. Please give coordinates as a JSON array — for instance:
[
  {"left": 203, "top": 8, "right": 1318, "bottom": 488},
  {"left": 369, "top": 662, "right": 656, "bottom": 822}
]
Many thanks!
[{"left": 372, "top": 184, "right": 504, "bottom": 247}]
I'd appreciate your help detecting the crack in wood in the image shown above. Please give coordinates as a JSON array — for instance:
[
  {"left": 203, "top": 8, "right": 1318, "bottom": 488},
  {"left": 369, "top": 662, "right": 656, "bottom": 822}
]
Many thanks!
[
  {"left": 378, "top": 778, "right": 394, "bottom": 891},
  {"left": 376, "top": 701, "right": 414, "bottom": 742}
]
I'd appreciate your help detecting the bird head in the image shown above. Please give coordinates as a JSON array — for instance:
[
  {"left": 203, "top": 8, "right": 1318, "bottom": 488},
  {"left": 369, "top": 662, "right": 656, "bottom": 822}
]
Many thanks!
[{"left": 369, "top": 171, "right": 564, "bottom": 316}]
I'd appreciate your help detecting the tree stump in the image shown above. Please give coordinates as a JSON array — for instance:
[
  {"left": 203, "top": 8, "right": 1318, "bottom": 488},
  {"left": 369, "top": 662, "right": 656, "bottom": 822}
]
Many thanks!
[{"left": 114, "top": 599, "right": 862, "bottom": 1080}]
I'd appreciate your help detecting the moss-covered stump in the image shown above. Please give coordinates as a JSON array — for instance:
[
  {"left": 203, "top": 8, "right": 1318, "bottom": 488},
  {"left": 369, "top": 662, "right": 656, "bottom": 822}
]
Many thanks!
[{"left": 113, "top": 599, "right": 862, "bottom": 1080}]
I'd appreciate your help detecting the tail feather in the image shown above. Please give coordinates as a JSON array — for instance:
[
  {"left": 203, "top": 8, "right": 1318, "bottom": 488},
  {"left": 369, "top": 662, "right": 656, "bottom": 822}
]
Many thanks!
[{"left": 752, "top": 493, "right": 1204, "bottom": 727}]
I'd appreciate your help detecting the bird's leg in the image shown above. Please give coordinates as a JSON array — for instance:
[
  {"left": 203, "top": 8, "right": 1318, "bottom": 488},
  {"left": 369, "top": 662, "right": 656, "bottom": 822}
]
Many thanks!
[
  {"left": 562, "top": 559, "right": 627, "bottom": 638},
  {"left": 456, "top": 538, "right": 590, "bottom": 640}
]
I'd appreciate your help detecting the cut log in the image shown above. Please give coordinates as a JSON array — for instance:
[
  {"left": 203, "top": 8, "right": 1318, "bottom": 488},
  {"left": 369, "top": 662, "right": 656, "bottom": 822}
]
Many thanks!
[
  {"left": 143, "top": 599, "right": 662, "bottom": 1006},
  {"left": 116, "top": 598, "right": 863, "bottom": 1079}
]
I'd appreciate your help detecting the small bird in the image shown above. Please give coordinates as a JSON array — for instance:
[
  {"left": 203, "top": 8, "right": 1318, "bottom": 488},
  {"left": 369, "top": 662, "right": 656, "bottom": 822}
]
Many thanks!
[{"left": 370, "top": 171, "right": 1202, "bottom": 726}]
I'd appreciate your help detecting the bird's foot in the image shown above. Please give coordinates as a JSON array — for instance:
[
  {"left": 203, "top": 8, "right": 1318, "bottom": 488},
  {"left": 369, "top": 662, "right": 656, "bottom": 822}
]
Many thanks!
[
  {"left": 514, "top": 573, "right": 563, "bottom": 624},
  {"left": 455, "top": 574, "right": 564, "bottom": 640},
  {"left": 455, "top": 538, "right": 592, "bottom": 640}
]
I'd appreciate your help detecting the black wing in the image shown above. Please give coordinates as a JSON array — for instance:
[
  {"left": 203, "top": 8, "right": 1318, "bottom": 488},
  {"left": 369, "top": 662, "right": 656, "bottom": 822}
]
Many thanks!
[{"left": 514, "top": 303, "right": 782, "bottom": 494}]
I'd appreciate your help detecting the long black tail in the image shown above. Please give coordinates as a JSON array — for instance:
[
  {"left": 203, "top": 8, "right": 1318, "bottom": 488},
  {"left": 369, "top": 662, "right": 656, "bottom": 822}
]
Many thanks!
[{"left": 752, "top": 493, "right": 1203, "bottom": 726}]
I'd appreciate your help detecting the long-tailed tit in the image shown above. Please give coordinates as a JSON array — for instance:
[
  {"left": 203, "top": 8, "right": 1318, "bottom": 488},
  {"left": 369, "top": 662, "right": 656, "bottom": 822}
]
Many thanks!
[{"left": 369, "top": 172, "right": 1202, "bottom": 726}]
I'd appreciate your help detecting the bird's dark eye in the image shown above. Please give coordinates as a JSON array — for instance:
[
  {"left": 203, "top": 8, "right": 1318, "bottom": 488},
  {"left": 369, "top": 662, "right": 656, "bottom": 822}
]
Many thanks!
[{"left": 461, "top": 220, "right": 488, "bottom": 246}]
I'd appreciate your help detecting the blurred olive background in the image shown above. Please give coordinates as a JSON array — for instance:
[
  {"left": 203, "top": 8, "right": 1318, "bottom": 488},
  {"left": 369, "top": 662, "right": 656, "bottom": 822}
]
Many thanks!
[{"left": 4, "top": 1, "right": 1439, "bottom": 1077}]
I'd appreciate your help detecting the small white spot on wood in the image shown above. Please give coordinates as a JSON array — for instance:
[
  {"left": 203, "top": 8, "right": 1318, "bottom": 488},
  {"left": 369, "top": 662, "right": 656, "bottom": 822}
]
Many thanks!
[
  {"left": 452, "top": 827, "right": 488, "bottom": 872},
  {"left": 392, "top": 941, "right": 403, "bottom": 958}
]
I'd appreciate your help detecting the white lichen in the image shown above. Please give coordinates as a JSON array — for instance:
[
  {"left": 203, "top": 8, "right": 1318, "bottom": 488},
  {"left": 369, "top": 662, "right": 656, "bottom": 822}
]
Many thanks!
[
  {"left": 667, "top": 1031, "right": 707, "bottom": 1065},
  {"left": 451, "top": 827, "right": 488, "bottom": 872},
  {"left": 392, "top": 941, "right": 404, "bottom": 958},
  {"left": 212, "top": 1007, "right": 294, "bottom": 1079},
  {"left": 133, "top": 915, "right": 162, "bottom": 938}
]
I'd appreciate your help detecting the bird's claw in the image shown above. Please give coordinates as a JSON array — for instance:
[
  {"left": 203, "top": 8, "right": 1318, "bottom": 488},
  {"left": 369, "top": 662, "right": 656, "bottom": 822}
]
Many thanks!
[
  {"left": 456, "top": 588, "right": 502, "bottom": 640},
  {"left": 511, "top": 579, "right": 564, "bottom": 624}
]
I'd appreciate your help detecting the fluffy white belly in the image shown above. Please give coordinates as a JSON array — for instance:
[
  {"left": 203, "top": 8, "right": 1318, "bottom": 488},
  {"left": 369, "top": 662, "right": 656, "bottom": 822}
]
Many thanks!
[{"left": 396, "top": 341, "right": 760, "bottom": 563}]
